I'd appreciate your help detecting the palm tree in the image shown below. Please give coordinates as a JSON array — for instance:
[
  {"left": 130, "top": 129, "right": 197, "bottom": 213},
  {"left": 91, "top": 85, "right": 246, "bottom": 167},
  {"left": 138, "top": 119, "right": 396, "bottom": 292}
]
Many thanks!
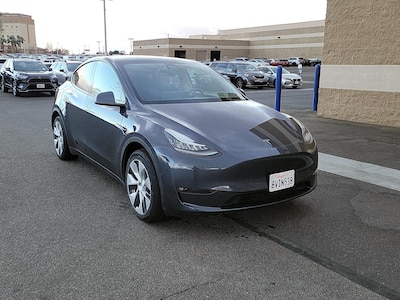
[
  {"left": 0, "top": 37, "right": 6, "bottom": 53},
  {"left": 16, "top": 35, "right": 25, "bottom": 52},
  {"left": 7, "top": 35, "right": 18, "bottom": 53}
]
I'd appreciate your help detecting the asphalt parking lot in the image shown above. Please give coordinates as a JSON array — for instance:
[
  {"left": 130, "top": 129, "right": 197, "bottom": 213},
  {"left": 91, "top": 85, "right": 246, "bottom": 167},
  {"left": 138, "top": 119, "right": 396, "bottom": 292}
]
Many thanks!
[{"left": 1, "top": 72, "right": 399, "bottom": 299}]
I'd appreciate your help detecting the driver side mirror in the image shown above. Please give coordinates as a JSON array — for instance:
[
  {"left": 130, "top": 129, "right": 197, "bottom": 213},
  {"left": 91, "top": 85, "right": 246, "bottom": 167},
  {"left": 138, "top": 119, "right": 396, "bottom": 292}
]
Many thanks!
[{"left": 95, "top": 91, "right": 124, "bottom": 106}]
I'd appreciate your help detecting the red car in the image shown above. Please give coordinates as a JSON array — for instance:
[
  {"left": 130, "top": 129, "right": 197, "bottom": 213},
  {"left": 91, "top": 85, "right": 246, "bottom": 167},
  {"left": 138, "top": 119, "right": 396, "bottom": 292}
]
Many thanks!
[{"left": 270, "top": 59, "right": 290, "bottom": 67}]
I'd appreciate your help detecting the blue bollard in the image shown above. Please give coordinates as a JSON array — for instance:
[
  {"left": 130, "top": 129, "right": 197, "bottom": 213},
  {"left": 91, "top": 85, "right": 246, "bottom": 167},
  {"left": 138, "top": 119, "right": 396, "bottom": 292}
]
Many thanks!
[
  {"left": 275, "top": 66, "right": 282, "bottom": 111},
  {"left": 312, "top": 64, "right": 321, "bottom": 111}
]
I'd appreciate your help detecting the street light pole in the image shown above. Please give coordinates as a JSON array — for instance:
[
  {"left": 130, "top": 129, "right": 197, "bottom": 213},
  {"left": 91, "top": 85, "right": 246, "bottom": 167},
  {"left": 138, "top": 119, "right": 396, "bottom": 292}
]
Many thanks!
[{"left": 101, "top": 0, "right": 111, "bottom": 55}]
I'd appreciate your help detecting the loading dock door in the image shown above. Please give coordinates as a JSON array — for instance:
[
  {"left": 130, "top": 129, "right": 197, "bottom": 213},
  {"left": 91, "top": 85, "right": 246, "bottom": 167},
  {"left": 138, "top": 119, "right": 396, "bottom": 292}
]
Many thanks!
[
  {"left": 210, "top": 51, "right": 221, "bottom": 61},
  {"left": 174, "top": 50, "right": 186, "bottom": 58}
]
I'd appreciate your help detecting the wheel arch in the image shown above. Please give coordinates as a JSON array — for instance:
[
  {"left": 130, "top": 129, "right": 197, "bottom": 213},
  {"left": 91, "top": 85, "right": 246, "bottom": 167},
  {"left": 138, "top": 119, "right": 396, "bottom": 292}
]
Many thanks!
[{"left": 120, "top": 135, "right": 169, "bottom": 210}]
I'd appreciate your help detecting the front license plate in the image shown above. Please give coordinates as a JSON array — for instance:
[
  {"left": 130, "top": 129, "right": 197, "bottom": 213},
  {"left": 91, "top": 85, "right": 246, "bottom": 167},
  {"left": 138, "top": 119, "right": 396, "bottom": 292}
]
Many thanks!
[
  {"left": 269, "top": 170, "right": 295, "bottom": 192},
  {"left": 37, "top": 84, "right": 45, "bottom": 89}
]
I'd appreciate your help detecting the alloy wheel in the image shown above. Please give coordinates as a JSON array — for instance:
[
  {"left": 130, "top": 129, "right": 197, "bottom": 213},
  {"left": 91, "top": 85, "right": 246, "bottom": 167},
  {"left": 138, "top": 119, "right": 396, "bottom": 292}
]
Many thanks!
[
  {"left": 53, "top": 119, "right": 65, "bottom": 157},
  {"left": 126, "top": 158, "right": 152, "bottom": 216}
]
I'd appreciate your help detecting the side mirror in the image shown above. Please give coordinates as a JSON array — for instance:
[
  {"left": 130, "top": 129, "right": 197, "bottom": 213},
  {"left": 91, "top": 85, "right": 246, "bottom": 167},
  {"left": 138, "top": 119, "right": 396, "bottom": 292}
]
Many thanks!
[{"left": 95, "top": 91, "right": 124, "bottom": 106}]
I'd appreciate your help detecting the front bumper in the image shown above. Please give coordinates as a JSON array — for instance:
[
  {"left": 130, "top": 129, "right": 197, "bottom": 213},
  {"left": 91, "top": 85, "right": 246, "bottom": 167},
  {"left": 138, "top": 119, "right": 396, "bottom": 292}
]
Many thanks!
[
  {"left": 160, "top": 151, "right": 318, "bottom": 215},
  {"left": 16, "top": 79, "right": 58, "bottom": 93}
]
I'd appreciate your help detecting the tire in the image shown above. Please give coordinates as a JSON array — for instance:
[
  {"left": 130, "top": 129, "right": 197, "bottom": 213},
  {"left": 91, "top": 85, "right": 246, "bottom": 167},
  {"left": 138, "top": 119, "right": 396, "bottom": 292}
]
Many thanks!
[
  {"left": 125, "top": 150, "right": 164, "bottom": 222},
  {"left": 12, "top": 80, "right": 20, "bottom": 97},
  {"left": 235, "top": 77, "right": 244, "bottom": 89},
  {"left": 52, "top": 116, "right": 74, "bottom": 160},
  {"left": 1, "top": 77, "right": 8, "bottom": 93}
]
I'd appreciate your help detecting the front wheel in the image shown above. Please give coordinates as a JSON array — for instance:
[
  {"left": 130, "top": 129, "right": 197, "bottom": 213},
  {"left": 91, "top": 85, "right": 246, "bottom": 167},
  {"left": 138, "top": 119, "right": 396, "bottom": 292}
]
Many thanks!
[
  {"left": 125, "top": 150, "right": 164, "bottom": 222},
  {"left": 12, "top": 80, "right": 20, "bottom": 97}
]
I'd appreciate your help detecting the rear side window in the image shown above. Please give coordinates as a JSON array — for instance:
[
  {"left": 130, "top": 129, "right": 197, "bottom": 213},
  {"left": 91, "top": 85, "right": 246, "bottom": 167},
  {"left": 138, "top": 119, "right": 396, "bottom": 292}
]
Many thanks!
[{"left": 73, "top": 61, "right": 96, "bottom": 94}]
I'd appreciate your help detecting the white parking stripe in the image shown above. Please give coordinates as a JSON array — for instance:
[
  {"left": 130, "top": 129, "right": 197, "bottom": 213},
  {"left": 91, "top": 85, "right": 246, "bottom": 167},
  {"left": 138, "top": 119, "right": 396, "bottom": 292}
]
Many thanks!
[{"left": 318, "top": 153, "right": 400, "bottom": 192}]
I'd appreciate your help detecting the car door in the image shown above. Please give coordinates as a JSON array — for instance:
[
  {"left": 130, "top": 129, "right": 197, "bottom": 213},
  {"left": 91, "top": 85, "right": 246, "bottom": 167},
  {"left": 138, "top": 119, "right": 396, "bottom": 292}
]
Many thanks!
[
  {"left": 64, "top": 60, "right": 96, "bottom": 153},
  {"left": 83, "top": 60, "right": 126, "bottom": 175}
]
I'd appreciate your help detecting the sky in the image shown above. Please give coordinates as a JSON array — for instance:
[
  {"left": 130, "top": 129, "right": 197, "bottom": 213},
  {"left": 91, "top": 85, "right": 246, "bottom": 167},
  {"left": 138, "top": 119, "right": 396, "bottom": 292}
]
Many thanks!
[{"left": 2, "top": 0, "right": 327, "bottom": 54}]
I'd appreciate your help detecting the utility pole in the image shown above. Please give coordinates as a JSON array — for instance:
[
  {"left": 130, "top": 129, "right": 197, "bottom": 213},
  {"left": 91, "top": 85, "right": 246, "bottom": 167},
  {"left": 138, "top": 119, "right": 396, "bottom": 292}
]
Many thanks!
[{"left": 101, "top": 0, "right": 111, "bottom": 55}]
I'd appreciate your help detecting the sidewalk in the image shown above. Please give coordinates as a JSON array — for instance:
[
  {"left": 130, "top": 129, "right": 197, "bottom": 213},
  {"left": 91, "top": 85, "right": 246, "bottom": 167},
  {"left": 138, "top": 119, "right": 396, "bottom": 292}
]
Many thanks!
[{"left": 289, "top": 110, "right": 400, "bottom": 171}]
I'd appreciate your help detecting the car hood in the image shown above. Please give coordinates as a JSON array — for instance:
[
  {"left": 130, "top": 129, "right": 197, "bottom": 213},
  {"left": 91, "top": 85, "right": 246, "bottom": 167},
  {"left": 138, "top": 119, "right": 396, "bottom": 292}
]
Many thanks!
[{"left": 146, "top": 100, "right": 305, "bottom": 156}]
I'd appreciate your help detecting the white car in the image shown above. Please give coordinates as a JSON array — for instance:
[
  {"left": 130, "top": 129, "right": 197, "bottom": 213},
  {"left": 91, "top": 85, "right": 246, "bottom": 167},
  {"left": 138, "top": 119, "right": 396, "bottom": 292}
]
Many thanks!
[
  {"left": 288, "top": 57, "right": 303, "bottom": 66},
  {"left": 247, "top": 59, "right": 269, "bottom": 67},
  {"left": 258, "top": 66, "right": 302, "bottom": 89}
]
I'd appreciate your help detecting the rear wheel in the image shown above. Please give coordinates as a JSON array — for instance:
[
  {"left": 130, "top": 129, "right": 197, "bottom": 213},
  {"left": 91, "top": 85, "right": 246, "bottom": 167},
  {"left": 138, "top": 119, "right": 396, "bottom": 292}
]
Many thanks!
[
  {"left": 235, "top": 77, "right": 244, "bottom": 89},
  {"left": 125, "top": 150, "right": 164, "bottom": 222},
  {"left": 52, "top": 116, "right": 74, "bottom": 160}
]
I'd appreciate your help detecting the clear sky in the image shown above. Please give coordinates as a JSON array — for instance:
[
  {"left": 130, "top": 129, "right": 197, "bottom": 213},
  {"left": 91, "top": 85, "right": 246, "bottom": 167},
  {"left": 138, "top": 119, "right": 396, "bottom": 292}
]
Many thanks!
[{"left": 2, "top": 0, "right": 327, "bottom": 54}]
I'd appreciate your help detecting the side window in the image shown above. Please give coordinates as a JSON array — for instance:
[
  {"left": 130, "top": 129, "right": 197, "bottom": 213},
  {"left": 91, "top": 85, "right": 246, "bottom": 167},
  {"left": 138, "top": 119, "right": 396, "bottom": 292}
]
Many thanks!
[
  {"left": 216, "top": 63, "right": 227, "bottom": 72},
  {"left": 72, "top": 61, "right": 95, "bottom": 94},
  {"left": 91, "top": 61, "right": 125, "bottom": 104},
  {"left": 227, "top": 64, "right": 236, "bottom": 72}
]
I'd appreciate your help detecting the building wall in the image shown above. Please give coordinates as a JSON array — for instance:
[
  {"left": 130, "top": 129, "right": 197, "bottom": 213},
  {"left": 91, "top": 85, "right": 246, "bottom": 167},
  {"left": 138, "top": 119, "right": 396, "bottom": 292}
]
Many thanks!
[
  {"left": 133, "top": 20, "right": 325, "bottom": 62},
  {"left": 133, "top": 38, "right": 250, "bottom": 62},
  {"left": 0, "top": 13, "right": 37, "bottom": 52},
  {"left": 218, "top": 20, "right": 325, "bottom": 59},
  {"left": 318, "top": 0, "right": 400, "bottom": 127}
]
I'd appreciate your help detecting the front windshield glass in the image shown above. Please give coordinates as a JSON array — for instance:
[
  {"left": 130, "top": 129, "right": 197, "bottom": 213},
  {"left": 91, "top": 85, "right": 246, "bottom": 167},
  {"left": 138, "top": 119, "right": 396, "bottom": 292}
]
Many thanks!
[
  {"left": 236, "top": 63, "right": 258, "bottom": 72},
  {"left": 67, "top": 62, "right": 82, "bottom": 72},
  {"left": 122, "top": 60, "right": 246, "bottom": 103},
  {"left": 14, "top": 60, "right": 48, "bottom": 72}
]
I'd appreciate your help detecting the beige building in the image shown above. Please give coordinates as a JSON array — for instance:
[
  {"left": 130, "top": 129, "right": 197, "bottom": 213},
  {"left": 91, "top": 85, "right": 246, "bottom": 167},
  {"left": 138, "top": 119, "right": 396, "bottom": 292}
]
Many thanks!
[
  {"left": 133, "top": 20, "right": 325, "bottom": 62},
  {"left": 0, "top": 13, "right": 37, "bottom": 53},
  {"left": 318, "top": 0, "right": 399, "bottom": 128}
]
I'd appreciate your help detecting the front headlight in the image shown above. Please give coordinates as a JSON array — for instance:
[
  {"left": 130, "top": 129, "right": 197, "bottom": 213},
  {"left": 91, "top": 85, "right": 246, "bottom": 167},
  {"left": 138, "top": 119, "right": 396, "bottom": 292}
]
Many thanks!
[
  {"left": 282, "top": 114, "right": 314, "bottom": 144},
  {"left": 291, "top": 117, "right": 314, "bottom": 144},
  {"left": 16, "top": 74, "right": 29, "bottom": 81},
  {"left": 164, "top": 128, "right": 219, "bottom": 156}
]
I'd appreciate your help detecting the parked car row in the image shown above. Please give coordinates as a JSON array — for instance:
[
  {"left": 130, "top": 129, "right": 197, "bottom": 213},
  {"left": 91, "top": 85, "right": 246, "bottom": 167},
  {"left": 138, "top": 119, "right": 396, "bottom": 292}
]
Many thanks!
[
  {"left": 209, "top": 61, "right": 302, "bottom": 89},
  {"left": 0, "top": 57, "right": 82, "bottom": 96},
  {"left": 233, "top": 56, "right": 322, "bottom": 67}
]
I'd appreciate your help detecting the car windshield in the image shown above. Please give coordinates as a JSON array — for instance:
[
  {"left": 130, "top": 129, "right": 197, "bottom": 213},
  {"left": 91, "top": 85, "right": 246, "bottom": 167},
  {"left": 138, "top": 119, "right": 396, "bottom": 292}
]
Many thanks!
[
  {"left": 66, "top": 62, "right": 81, "bottom": 72},
  {"left": 14, "top": 60, "right": 48, "bottom": 72},
  {"left": 236, "top": 64, "right": 258, "bottom": 72},
  {"left": 122, "top": 61, "right": 246, "bottom": 104},
  {"left": 260, "top": 67, "right": 290, "bottom": 74}
]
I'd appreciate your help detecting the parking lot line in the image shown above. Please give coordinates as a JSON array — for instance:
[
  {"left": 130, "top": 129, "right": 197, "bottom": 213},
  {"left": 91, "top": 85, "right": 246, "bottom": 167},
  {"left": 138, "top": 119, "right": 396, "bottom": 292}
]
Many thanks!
[{"left": 318, "top": 153, "right": 400, "bottom": 192}]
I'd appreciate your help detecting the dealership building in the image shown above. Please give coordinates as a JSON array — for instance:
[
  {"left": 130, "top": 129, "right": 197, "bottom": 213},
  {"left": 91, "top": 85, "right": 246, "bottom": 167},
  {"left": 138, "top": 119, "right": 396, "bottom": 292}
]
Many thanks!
[{"left": 132, "top": 20, "right": 325, "bottom": 63}]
